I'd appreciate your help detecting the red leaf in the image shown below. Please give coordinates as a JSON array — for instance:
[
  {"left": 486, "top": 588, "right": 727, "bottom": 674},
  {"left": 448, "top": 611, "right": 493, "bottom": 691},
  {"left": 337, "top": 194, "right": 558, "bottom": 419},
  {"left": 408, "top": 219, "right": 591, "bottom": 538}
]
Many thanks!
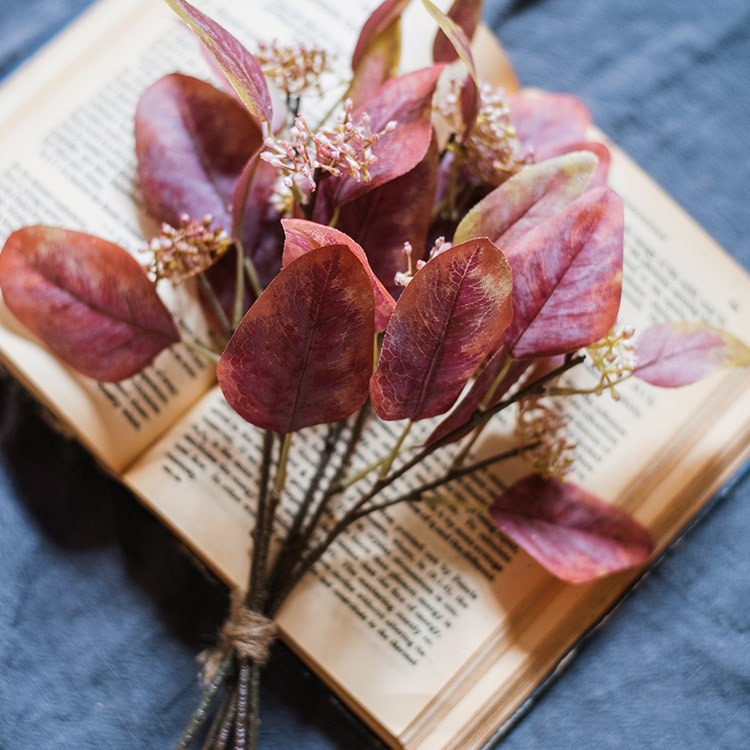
[
  {"left": 422, "top": 0, "right": 480, "bottom": 135},
  {"left": 508, "top": 90, "right": 592, "bottom": 161},
  {"left": 135, "top": 73, "right": 263, "bottom": 230},
  {"left": 163, "top": 0, "right": 272, "bottom": 122},
  {"left": 431, "top": 0, "right": 482, "bottom": 64},
  {"left": 280, "top": 219, "right": 395, "bottom": 333},
  {"left": 542, "top": 140, "right": 612, "bottom": 190},
  {"left": 233, "top": 155, "right": 286, "bottom": 287},
  {"left": 634, "top": 321, "right": 750, "bottom": 387},
  {"left": 453, "top": 151, "right": 599, "bottom": 249},
  {"left": 0, "top": 226, "right": 180, "bottom": 381},
  {"left": 501, "top": 187, "right": 624, "bottom": 358},
  {"left": 424, "top": 352, "right": 528, "bottom": 447},
  {"left": 370, "top": 238, "right": 513, "bottom": 421},
  {"left": 334, "top": 137, "right": 440, "bottom": 298},
  {"left": 490, "top": 474, "right": 653, "bottom": 583},
  {"left": 352, "top": 0, "right": 409, "bottom": 70},
  {"left": 217, "top": 246, "right": 375, "bottom": 433},
  {"left": 348, "top": 0, "right": 410, "bottom": 106},
  {"left": 319, "top": 65, "right": 444, "bottom": 209}
]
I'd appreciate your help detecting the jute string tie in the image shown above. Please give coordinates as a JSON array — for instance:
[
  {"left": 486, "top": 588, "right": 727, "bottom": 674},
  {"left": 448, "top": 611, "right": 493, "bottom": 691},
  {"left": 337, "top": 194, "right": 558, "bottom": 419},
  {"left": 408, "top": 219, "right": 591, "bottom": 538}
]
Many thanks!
[{"left": 200, "top": 590, "right": 278, "bottom": 683}]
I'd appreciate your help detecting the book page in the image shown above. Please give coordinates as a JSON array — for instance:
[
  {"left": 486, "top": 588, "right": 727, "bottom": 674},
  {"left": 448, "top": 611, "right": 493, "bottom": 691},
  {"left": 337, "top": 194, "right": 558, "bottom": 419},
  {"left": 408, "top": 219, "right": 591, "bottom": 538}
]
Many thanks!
[
  {"left": 0, "top": 0, "right": 389, "bottom": 470},
  {"left": 0, "top": 0, "right": 222, "bottom": 470}
]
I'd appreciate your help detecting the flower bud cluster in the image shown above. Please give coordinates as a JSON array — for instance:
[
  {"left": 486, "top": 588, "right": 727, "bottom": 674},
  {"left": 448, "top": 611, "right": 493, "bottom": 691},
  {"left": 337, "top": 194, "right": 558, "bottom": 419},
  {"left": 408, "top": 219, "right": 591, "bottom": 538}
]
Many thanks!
[
  {"left": 439, "top": 79, "right": 530, "bottom": 185},
  {"left": 515, "top": 396, "right": 576, "bottom": 478},
  {"left": 255, "top": 40, "right": 331, "bottom": 98},
  {"left": 261, "top": 100, "right": 396, "bottom": 206},
  {"left": 585, "top": 327, "right": 636, "bottom": 400},
  {"left": 394, "top": 237, "right": 452, "bottom": 288},
  {"left": 147, "top": 214, "right": 230, "bottom": 284}
]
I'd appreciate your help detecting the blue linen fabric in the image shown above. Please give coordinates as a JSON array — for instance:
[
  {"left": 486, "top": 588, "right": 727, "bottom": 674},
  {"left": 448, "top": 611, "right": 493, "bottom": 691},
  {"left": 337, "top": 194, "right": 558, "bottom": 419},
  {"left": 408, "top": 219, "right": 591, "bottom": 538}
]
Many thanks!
[{"left": 0, "top": 0, "right": 748, "bottom": 748}]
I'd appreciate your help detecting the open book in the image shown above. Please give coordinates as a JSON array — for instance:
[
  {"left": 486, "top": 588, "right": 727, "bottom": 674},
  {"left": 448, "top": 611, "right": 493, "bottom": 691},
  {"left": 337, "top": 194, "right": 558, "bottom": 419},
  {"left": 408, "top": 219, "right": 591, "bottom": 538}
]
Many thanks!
[{"left": 1, "top": 1, "right": 749, "bottom": 748}]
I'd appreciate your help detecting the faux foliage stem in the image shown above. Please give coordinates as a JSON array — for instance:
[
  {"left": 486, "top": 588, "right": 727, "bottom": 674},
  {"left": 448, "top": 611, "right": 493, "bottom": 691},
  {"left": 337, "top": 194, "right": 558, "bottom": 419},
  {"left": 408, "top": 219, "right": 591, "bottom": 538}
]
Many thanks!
[
  {"left": 197, "top": 273, "right": 234, "bottom": 341},
  {"left": 452, "top": 354, "right": 514, "bottom": 468},
  {"left": 175, "top": 654, "right": 233, "bottom": 750},
  {"left": 265, "top": 420, "right": 347, "bottom": 599},
  {"left": 267, "top": 404, "right": 370, "bottom": 615},
  {"left": 271, "top": 356, "right": 587, "bottom": 611}
]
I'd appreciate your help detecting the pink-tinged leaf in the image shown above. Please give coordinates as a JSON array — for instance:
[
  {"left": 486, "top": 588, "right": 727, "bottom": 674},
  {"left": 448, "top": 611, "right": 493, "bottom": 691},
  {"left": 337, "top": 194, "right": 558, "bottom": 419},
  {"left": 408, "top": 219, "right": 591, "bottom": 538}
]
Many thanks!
[
  {"left": 489, "top": 474, "right": 653, "bottom": 583},
  {"left": 454, "top": 151, "right": 599, "bottom": 248},
  {"left": 163, "top": 0, "right": 272, "bottom": 122},
  {"left": 422, "top": 0, "right": 479, "bottom": 135},
  {"left": 136, "top": 73, "right": 263, "bottom": 230},
  {"left": 280, "top": 218, "right": 396, "bottom": 332},
  {"left": 425, "top": 352, "right": 529, "bottom": 447},
  {"left": 352, "top": 0, "right": 409, "bottom": 70},
  {"left": 348, "top": 0, "right": 410, "bottom": 106},
  {"left": 634, "top": 322, "right": 750, "bottom": 387},
  {"left": 217, "top": 246, "right": 375, "bottom": 433},
  {"left": 232, "top": 154, "right": 286, "bottom": 288},
  {"left": 501, "top": 187, "right": 624, "bottom": 358},
  {"left": 370, "top": 238, "right": 513, "bottom": 421},
  {"left": 319, "top": 65, "right": 445, "bottom": 209},
  {"left": 0, "top": 226, "right": 180, "bottom": 381},
  {"left": 508, "top": 90, "right": 592, "bottom": 161},
  {"left": 543, "top": 141, "right": 612, "bottom": 190},
  {"left": 431, "top": 0, "right": 482, "bottom": 63},
  {"left": 334, "top": 137, "right": 440, "bottom": 298}
]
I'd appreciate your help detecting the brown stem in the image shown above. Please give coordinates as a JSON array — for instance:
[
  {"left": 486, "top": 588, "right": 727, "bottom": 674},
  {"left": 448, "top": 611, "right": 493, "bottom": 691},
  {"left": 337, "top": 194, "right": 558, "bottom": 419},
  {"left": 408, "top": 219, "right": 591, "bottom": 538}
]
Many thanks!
[
  {"left": 266, "top": 405, "right": 370, "bottom": 615},
  {"left": 234, "top": 659, "right": 251, "bottom": 749},
  {"left": 175, "top": 655, "right": 233, "bottom": 750},
  {"left": 268, "top": 355, "right": 586, "bottom": 614}
]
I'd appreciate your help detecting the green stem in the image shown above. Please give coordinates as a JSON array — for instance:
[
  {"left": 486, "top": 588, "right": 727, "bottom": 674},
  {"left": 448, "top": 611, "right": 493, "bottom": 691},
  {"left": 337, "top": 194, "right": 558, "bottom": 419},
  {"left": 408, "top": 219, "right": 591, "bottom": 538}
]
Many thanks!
[
  {"left": 197, "top": 273, "right": 233, "bottom": 342},
  {"left": 201, "top": 684, "right": 236, "bottom": 750},
  {"left": 271, "top": 440, "right": 538, "bottom": 607},
  {"left": 452, "top": 355, "right": 514, "bottom": 469},
  {"left": 270, "top": 357, "right": 587, "bottom": 613},
  {"left": 181, "top": 338, "right": 221, "bottom": 364},
  {"left": 267, "top": 405, "right": 370, "bottom": 615},
  {"left": 265, "top": 421, "right": 346, "bottom": 600},
  {"left": 378, "top": 420, "right": 412, "bottom": 478}
]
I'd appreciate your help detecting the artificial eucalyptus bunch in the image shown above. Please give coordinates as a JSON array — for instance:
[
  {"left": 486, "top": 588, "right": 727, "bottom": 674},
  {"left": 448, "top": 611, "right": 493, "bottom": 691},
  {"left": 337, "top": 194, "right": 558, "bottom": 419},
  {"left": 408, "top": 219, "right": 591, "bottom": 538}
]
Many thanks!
[{"left": 1, "top": 0, "right": 748, "bottom": 747}]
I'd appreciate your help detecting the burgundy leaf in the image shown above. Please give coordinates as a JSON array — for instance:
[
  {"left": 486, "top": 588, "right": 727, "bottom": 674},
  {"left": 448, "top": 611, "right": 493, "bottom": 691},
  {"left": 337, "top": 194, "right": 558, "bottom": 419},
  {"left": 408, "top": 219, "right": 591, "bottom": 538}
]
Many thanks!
[
  {"left": 200, "top": 155, "right": 282, "bottom": 331},
  {"left": 318, "top": 65, "right": 444, "bottom": 210},
  {"left": 489, "top": 474, "right": 653, "bottom": 583},
  {"left": 431, "top": 0, "right": 482, "bottom": 64},
  {"left": 352, "top": 0, "right": 409, "bottom": 70},
  {"left": 335, "top": 137, "right": 440, "bottom": 298},
  {"left": 508, "top": 90, "right": 592, "bottom": 161},
  {"left": 233, "top": 154, "right": 286, "bottom": 287},
  {"left": 424, "top": 352, "right": 529, "bottom": 447},
  {"left": 348, "top": 0, "right": 410, "bottom": 106},
  {"left": 634, "top": 321, "right": 750, "bottom": 387},
  {"left": 422, "top": 0, "right": 479, "bottom": 135},
  {"left": 0, "top": 226, "right": 180, "bottom": 381},
  {"left": 217, "top": 246, "right": 375, "bottom": 433},
  {"left": 163, "top": 0, "right": 272, "bottom": 122},
  {"left": 542, "top": 140, "right": 612, "bottom": 190},
  {"left": 135, "top": 73, "right": 263, "bottom": 230},
  {"left": 280, "top": 218, "right": 395, "bottom": 332},
  {"left": 454, "top": 151, "right": 599, "bottom": 249},
  {"left": 501, "top": 187, "right": 624, "bottom": 358},
  {"left": 371, "top": 238, "right": 513, "bottom": 421}
]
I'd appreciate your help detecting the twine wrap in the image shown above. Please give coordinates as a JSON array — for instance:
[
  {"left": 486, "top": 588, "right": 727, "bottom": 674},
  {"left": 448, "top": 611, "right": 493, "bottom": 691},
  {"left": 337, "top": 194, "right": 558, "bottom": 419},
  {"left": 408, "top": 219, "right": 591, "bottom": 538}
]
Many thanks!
[{"left": 200, "top": 590, "right": 278, "bottom": 683}]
